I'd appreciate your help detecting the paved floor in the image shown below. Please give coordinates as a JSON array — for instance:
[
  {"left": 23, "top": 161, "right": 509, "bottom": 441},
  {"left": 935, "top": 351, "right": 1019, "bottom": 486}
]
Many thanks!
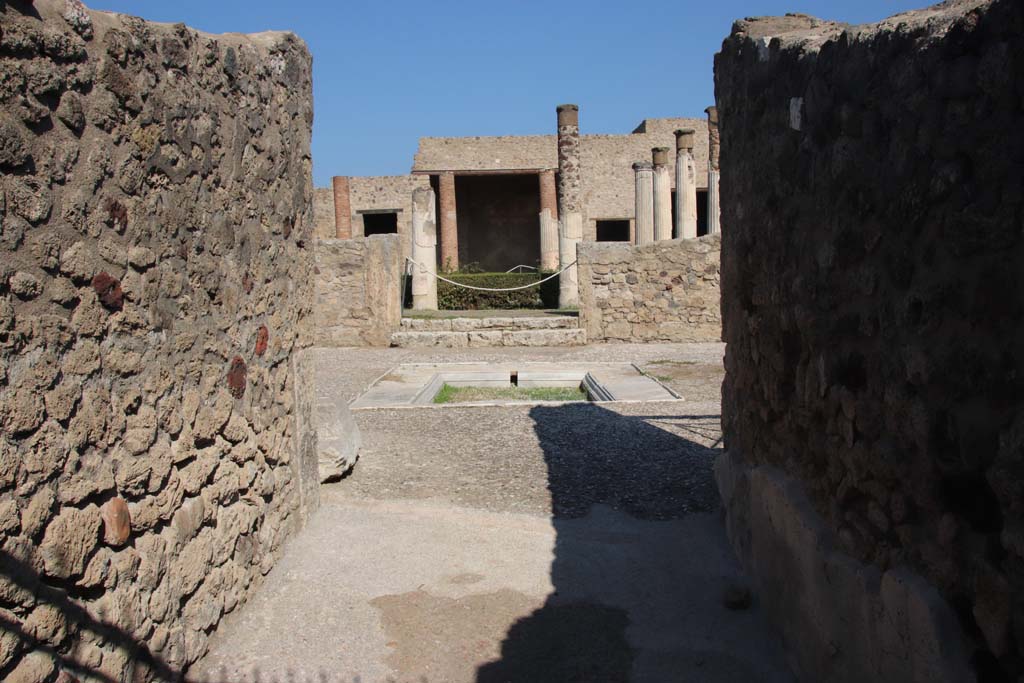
[{"left": 195, "top": 343, "right": 794, "bottom": 683}]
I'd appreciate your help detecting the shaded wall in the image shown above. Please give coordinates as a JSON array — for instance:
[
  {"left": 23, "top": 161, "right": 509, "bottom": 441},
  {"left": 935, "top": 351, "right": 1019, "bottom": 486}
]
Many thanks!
[
  {"left": 456, "top": 174, "right": 539, "bottom": 271},
  {"left": 577, "top": 237, "right": 721, "bottom": 343},
  {"left": 715, "top": 1, "right": 1023, "bottom": 681},
  {"left": 0, "top": 1, "right": 318, "bottom": 679}
]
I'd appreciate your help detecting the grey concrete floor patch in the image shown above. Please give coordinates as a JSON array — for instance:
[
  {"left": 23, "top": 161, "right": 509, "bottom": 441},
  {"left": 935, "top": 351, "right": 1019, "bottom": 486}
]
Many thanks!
[{"left": 351, "top": 362, "right": 680, "bottom": 409}]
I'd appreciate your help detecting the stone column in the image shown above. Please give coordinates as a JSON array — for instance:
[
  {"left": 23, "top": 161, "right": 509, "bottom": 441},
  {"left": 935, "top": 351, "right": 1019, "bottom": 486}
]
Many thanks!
[
  {"left": 674, "top": 129, "right": 698, "bottom": 239},
  {"left": 538, "top": 169, "right": 559, "bottom": 271},
  {"left": 632, "top": 161, "right": 654, "bottom": 245},
  {"left": 410, "top": 187, "right": 438, "bottom": 310},
  {"left": 438, "top": 172, "right": 458, "bottom": 272},
  {"left": 652, "top": 147, "right": 672, "bottom": 241},
  {"left": 556, "top": 104, "right": 582, "bottom": 308},
  {"left": 332, "top": 176, "right": 351, "bottom": 239},
  {"left": 706, "top": 106, "right": 721, "bottom": 235}
]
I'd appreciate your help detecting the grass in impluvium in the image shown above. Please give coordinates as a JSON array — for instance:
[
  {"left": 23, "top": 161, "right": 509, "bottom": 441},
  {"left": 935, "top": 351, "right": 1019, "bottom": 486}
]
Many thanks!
[{"left": 432, "top": 383, "right": 588, "bottom": 404}]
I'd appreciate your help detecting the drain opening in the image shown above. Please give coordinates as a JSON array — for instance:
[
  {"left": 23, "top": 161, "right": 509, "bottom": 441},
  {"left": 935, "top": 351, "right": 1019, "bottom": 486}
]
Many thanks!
[{"left": 510, "top": 371, "right": 518, "bottom": 387}]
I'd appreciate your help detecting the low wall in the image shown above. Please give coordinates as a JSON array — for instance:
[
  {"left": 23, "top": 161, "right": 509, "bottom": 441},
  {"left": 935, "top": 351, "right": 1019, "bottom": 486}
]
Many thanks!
[
  {"left": 716, "top": 0, "right": 1022, "bottom": 680},
  {"left": 577, "top": 237, "right": 721, "bottom": 343},
  {"left": 0, "top": 1, "right": 319, "bottom": 679},
  {"left": 314, "top": 235, "right": 403, "bottom": 347}
]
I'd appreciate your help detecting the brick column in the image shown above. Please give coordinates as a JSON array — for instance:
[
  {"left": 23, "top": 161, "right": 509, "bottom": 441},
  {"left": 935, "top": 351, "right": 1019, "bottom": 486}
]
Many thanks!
[
  {"left": 438, "top": 172, "right": 458, "bottom": 272},
  {"left": 411, "top": 187, "right": 438, "bottom": 310},
  {"left": 556, "top": 104, "right": 582, "bottom": 308},
  {"left": 633, "top": 161, "right": 654, "bottom": 245},
  {"left": 538, "top": 169, "right": 559, "bottom": 271},
  {"left": 652, "top": 147, "right": 672, "bottom": 241},
  {"left": 332, "top": 176, "right": 352, "bottom": 239},
  {"left": 706, "top": 106, "right": 721, "bottom": 235},
  {"left": 674, "top": 129, "right": 698, "bottom": 239}
]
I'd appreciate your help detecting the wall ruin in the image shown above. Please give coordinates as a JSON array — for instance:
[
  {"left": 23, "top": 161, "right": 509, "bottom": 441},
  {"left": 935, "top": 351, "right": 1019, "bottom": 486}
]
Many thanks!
[
  {"left": 577, "top": 237, "right": 721, "bottom": 344},
  {"left": 0, "top": 1, "right": 318, "bottom": 679},
  {"left": 313, "top": 176, "right": 427, "bottom": 259},
  {"left": 715, "top": 0, "right": 1022, "bottom": 680},
  {"left": 313, "top": 235, "right": 403, "bottom": 347}
]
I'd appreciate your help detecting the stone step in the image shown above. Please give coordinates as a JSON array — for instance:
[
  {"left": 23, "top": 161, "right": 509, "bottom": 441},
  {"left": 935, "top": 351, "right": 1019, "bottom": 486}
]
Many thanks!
[
  {"left": 389, "top": 328, "right": 587, "bottom": 348},
  {"left": 399, "top": 316, "right": 578, "bottom": 332}
]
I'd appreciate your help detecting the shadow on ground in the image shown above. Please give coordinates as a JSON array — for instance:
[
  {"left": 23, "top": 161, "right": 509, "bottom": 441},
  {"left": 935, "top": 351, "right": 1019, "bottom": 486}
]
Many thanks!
[{"left": 476, "top": 403, "right": 726, "bottom": 683}]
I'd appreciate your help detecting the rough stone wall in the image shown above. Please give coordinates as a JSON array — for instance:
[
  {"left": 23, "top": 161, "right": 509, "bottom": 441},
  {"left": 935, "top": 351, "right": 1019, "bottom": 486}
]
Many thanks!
[
  {"left": 0, "top": 1, "right": 318, "bottom": 679},
  {"left": 412, "top": 118, "right": 709, "bottom": 242},
  {"left": 716, "top": 1, "right": 1023, "bottom": 680},
  {"left": 577, "top": 236, "right": 721, "bottom": 343},
  {"left": 314, "top": 235, "right": 402, "bottom": 347}
]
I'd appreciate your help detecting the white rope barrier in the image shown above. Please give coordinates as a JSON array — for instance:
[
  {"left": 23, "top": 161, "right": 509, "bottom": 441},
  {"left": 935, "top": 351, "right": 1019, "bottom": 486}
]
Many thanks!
[{"left": 405, "top": 257, "right": 575, "bottom": 292}]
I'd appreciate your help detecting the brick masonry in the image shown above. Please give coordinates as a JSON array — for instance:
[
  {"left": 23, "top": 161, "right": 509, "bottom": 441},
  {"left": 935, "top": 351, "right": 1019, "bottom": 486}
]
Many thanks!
[
  {"left": 577, "top": 237, "right": 721, "bottom": 343},
  {"left": 0, "top": 1, "right": 319, "bottom": 679},
  {"left": 716, "top": 0, "right": 1023, "bottom": 680}
]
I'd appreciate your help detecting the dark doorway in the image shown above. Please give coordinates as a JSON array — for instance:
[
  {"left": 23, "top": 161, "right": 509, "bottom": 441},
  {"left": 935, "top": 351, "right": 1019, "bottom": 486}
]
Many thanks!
[
  {"left": 596, "top": 220, "right": 630, "bottom": 242},
  {"left": 697, "top": 190, "right": 709, "bottom": 236},
  {"left": 363, "top": 211, "right": 398, "bottom": 236},
  {"left": 456, "top": 174, "right": 539, "bottom": 271},
  {"left": 670, "top": 190, "right": 711, "bottom": 237}
]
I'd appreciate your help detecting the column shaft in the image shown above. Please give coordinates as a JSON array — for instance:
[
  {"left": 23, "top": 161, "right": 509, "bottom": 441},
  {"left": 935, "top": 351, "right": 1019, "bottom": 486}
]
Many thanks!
[
  {"left": 411, "top": 187, "right": 438, "bottom": 310},
  {"left": 706, "top": 106, "right": 721, "bottom": 235},
  {"left": 674, "top": 129, "right": 698, "bottom": 239},
  {"left": 332, "top": 176, "right": 352, "bottom": 239},
  {"left": 556, "top": 104, "right": 582, "bottom": 307},
  {"left": 633, "top": 162, "right": 654, "bottom": 245},
  {"left": 438, "top": 172, "right": 458, "bottom": 272},
  {"left": 652, "top": 147, "right": 672, "bottom": 241},
  {"left": 538, "top": 169, "right": 559, "bottom": 271}
]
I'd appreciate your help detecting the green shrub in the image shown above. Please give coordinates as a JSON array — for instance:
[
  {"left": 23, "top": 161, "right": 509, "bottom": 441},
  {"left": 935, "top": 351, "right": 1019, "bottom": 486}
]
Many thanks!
[{"left": 430, "top": 271, "right": 560, "bottom": 310}]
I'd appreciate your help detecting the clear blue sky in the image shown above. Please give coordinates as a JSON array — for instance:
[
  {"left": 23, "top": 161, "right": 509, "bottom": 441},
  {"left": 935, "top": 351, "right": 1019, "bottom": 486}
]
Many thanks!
[{"left": 89, "top": 1, "right": 926, "bottom": 186}]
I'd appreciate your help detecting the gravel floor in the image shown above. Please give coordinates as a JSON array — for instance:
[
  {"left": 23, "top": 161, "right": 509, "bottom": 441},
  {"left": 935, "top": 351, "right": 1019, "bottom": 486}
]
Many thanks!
[{"left": 197, "top": 342, "right": 794, "bottom": 683}]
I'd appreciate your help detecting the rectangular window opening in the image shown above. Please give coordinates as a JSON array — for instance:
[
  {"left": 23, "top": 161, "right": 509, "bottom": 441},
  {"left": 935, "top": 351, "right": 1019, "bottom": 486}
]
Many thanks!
[
  {"left": 596, "top": 219, "right": 630, "bottom": 242},
  {"left": 363, "top": 212, "right": 398, "bottom": 236}
]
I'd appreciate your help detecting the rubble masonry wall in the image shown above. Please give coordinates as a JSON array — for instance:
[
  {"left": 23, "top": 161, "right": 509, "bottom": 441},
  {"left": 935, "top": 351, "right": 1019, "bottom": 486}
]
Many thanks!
[
  {"left": 715, "top": 1, "right": 1023, "bottom": 680},
  {"left": 577, "top": 236, "right": 721, "bottom": 343},
  {"left": 0, "top": 1, "right": 319, "bottom": 679}
]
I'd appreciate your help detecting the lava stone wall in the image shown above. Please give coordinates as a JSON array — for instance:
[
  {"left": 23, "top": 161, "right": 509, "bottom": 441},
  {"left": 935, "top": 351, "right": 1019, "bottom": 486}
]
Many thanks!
[
  {"left": 717, "top": 0, "right": 1023, "bottom": 679},
  {"left": 577, "top": 236, "right": 721, "bottom": 343},
  {"left": 0, "top": 1, "right": 318, "bottom": 679}
]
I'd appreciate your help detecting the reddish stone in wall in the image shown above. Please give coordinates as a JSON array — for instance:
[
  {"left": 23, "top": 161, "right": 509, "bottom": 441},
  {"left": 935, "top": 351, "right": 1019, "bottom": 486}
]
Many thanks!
[
  {"left": 255, "top": 325, "right": 269, "bottom": 356},
  {"left": 104, "top": 198, "right": 128, "bottom": 232},
  {"left": 91, "top": 272, "right": 123, "bottom": 311},
  {"left": 242, "top": 273, "right": 254, "bottom": 294},
  {"left": 227, "top": 356, "right": 247, "bottom": 399},
  {"left": 100, "top": 497, "right": 131, "bottom": 546}
]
